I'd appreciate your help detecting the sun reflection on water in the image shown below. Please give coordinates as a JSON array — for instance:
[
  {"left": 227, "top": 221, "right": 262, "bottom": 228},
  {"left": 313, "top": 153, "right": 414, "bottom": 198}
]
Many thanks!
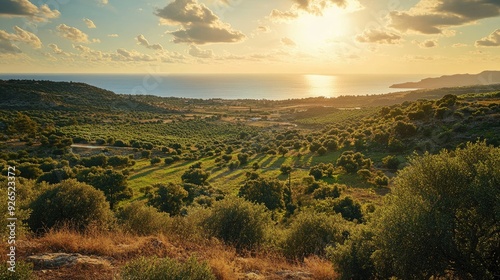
[{"left": 304, "top": 74, "right": 337, "bottom": 97}]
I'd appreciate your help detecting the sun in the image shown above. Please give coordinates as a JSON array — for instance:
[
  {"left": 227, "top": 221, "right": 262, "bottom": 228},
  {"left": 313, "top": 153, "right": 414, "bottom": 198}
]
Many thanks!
[{"left": 291, "top": 8, "right": 350, "bottom": 50}]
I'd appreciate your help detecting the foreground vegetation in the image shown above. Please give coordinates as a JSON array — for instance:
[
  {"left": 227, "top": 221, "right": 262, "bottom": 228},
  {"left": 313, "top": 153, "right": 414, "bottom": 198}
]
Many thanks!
[{"left": 0, "top": 80, "right": 499, "bottom": 279}]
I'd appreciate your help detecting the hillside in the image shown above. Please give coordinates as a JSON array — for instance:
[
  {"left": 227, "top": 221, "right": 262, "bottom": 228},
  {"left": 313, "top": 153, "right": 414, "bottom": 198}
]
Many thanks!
[
  {"left": 0, "top": 79, "right": 169, "bottom": 112},
  {"left": 391, "top": 70, "right": 500, "bottom": 89},
  {"left": 0, "top": 80, "right": 499, "bottom": 280}
]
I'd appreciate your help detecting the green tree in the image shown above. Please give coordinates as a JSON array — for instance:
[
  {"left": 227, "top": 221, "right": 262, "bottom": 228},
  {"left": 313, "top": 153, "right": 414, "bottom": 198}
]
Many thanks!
[
  {"left": 373, "top": 142, "right": 500, "bottom": 279},
  {"left": 202, "top": 197, "right": 270, "bottom": 251},
  {"left": 148, "top": 183, "right": 188, "bottom": 215},
  {"left": 283, "top": 210, "right": 347, "bottom": 260},
  {"left": 28, "top": 179, "right": 113, "bottom": 232},
  {"left": 239, "top": 177, "right": 286, "bottom": 210},
  {"left": 76, "top": 167, "right": 132, "bottom": 209},
  {"left": 181, "top": 163, "right": 209, "bottom": 186}
]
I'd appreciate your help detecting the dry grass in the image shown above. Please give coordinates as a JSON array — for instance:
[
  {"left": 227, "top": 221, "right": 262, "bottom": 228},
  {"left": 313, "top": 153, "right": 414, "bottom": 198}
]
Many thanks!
[{"left": 15, "top": 228, "right": 338, "bottom": 280}]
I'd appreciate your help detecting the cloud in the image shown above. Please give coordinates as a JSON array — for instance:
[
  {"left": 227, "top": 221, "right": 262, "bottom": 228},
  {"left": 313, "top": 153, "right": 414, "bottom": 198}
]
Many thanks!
[
  {"left": 281, "top": 37, "right": 296, "bottom": 46},
  {"left": 475, "top": 29, "right": 500, "bottom": 47},
  {"left": 155, "top": 0, "right": 245, "bottom": 44},
  {"left": 57, "top": 24, "right": 90, "bottom": 43},
  {"left": 270, "top": 0, "right": 362, "bottom": 22},
  {"left": 116, "top": 48, "right": 156, "bottom": 61},
  {"left": 136, "top": 35, "right": 163, "bottom": 51},
  {"left": 108, "top": 34, "right": 119, "bottom": 37},
  {"left": 48, "top": 43, "right": 71, "bottom": 56},
  {"left": 419, "top": 39, "right": 438, "bottom": 48},
  {"left": 355, "top": 29, "right": 401, "bottom": 44},
  {"left": 390, "top": 0, "right": 500, "bottom": 34},
  {"left": 83, "top": 18, "right": 97, "bottom": 29},
  {"left": 73, "top": 44, "right": 158, "bottom": 62},
  {"left": 0, "top": 26, "right": 42, "bottom": 53},
  {"left": 269, "top": 9, "right": 299, "bottom": 23},
  {"left": 97, "top": 0, "right": 108, "bottom": 6},
  {"left": 256, "top": 26, "right": 271, "bottom": 33},
  {"left": 188, "top": 45, "right": 214, "bottom": 58},
  {"left": 452, "top": 43, "right": 467, "bottom": 47},
  {"left": 0, "top": 0, "right": 60, "bottom": 22}
]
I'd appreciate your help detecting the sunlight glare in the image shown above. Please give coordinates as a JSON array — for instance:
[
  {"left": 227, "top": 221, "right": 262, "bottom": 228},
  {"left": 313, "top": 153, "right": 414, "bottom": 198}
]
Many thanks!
[
  {"left": 305, "top": 74, "right": 337, "bottom": 97},
  {"left": 292, "top": 8, "right": 350, "bottom": 50}
]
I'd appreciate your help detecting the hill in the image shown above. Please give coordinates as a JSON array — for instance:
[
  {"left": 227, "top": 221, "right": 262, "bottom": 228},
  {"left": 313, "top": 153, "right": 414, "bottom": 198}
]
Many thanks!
[
  {"left": 0, "top": 79, "right": 169, "bottom": 112},
  {"left": 390, "top": 70, "right": 500, "bottom": 89}
]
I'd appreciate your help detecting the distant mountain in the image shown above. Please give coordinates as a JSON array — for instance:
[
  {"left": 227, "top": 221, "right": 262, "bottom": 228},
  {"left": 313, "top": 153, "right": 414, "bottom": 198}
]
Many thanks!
[
  {"left": 0, "top": 79, "right": 167, "bottom": 112},
  {"left": 391, "top": 71, "right": 500, "bottom": 89}
]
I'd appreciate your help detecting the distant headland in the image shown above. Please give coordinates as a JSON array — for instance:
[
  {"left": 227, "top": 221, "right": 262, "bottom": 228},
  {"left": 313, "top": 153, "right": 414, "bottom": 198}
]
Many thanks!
[{"left": 390, "top": 70, "right": 500, "bottom": 89}]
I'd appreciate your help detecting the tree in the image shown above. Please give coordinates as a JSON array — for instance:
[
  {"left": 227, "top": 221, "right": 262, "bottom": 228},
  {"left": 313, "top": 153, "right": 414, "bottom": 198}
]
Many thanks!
[
  {"left": 202, "top": 197, "right": 270, "bottom": 251},
  {"left": 239, "top": 177, "right": 286, "bottom": 210},
  {"left": 280, "top": 164, "right": 292, "bottom": 175},
  {"left": 284, "top": 210, "right": 347, "bottom": 260},
  {"left": 181, "top": 165, "right": 209, "bottom": 186},
  {"left": 76, "top": 167, "right": 132, "bottom": 208},
  {"left": 148, "top": 183, "right": 188, "bottom": 215},
  {"left": 373, "top": 141, "right": 500, "bottom": 279},
  {"left": 237, "top": 153, "right": 249, "bottom": 165},
  {"left": 28, "top": 179, "right": 113, "bottom": 232}
]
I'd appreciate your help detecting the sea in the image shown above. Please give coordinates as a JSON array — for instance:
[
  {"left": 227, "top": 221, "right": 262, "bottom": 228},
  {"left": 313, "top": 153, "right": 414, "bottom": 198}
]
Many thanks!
[{"left": 0, "top": 73, "right": 425, "bottom": 100}]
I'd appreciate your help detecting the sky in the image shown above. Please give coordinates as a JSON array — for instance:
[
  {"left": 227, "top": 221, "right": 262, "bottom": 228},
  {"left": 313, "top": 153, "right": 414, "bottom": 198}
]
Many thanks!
[{"left": 0, "top": 0, "right": 499, "bottom": 75}]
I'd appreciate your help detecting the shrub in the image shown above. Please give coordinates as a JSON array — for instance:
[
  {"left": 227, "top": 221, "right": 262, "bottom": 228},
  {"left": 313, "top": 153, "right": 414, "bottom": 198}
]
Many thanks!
[
  {"left": 280, "top": 164, "right": 292, "bottom": 175},
  {"left": 141, "top": 150, "right": 151, "bottom": 159},
  {"left": 373, "top": 141, "right": 499, "bottom": 279},
  {"left": 28, "top": 179, "right": 113, "bottom": 233},
  {"left": 283, "top": 210, "right": 346, "bottom": 260},
  {"left": 332, "top": 196, "right": 363, "bottom": 222},
  {"left": 239, "top": 177, "right": 286, "bottom": 210},
  {"left": 382, "top": 155, "right": 400, "bottom": 170},
  {"left": 336, "top": 151, "right": 371, "bottom": 173},
  {"left": 122, "top": 256, "right": 216, "bottom": 280},
  {"left": 327, "top": 225, "right": 376, "bottom": 280},
  {"left": 150, "top": 157, "right": 162, "bottom": 165},
  {"left": 117, "top": 201, "right": 171, "bottom": 235},
  {"left": 17, "top": 162, "right": 43, "bottom": 180},
  {"left": 148, "top": 183, "right": 188, "bottom": 215},
  {"left": 202, "top": 197, "right": 270, "bottom": 251},
  {"left": 313, "top": 184, "right": 343, "bottom": 200}
]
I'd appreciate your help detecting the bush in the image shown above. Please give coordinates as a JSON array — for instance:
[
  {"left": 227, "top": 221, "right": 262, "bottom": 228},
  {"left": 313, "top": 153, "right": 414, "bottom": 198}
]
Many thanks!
[
  {"left": 150, "top": 157, "right": 162, "bottom": 165},
  {"left": 313, "top": 184, "right": 343, "bottom": 200},
  {"left": 28, "top": 179, "right": 113, "bottom": 233},
  {"left": 117, "top": 201, "right": 171, "bottom": 235},
  {"left": 336, "top": 151, "right": 371, "bottom": 173},
  {"left": 239, "top": 177, "right": 286, "bottom": 210},
  {"left": 333, "top": 196, "right": 363, "bottom": 222},
  {"left": 283, "top": 210, "right": 347, "bottom": 260},
  {"left": 122, "top": 256, "right": 216, "bottom": 280},
  {"left": 202, "top": 197, "right": 270, "bottom": 251},
  {"left": 327, "top": 225, "right": 376, "bottom": 280},
  {"left": 373, "top": 141, "right": 500, "bottom": 279},
  {"left": 382, "top": 155, "right": 400, "bottom": 170},
  {"left": 148, "top": 183, "right": 188, "bottom": 215}
]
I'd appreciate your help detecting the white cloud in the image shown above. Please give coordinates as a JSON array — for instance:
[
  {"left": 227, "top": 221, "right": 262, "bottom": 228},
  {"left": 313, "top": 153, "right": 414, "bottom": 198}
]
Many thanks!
[
  {"left": 0, "top": 0, "right": 60, "bottom": 22},
  {"left": 356, "top": 29, "right": 401, "bottom": 44},
  {"left": 390, "top": 0, "right": 500, "bottom": 34},
  {"left": 475, "top": 29, "right": 500, "bottom": 47},
  {"left": 57, "top": 24, "right": 90, "bottom": 43},
  {"left": 188, "top": 45, "right": 214, "bottom": 58},
  {"left": 0, "top": 26, "right": 42, "bottom": 53},
  {"left": 108, "top": 34, "right": 119, "bottom": 37},
  {"left": 136, "top": 35, "right": 163, "bottom": 51},
  {"left": 83, "top": 18, "right": 97, "bottom": 29},
  {"left": 155, "top": 0, "right": 245, "bottom": 44},
  {"left": 418, "top": 39, "right": 438, "bottom": 48}
]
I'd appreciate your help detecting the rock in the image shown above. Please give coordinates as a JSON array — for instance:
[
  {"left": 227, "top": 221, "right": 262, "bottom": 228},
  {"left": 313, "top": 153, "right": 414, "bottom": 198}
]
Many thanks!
[
  {"left": 275, "top": 270, "right": 313, "bottom": 279},
  {"left": 27, "top": 253, "right": 111, "bottom": 269}
]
